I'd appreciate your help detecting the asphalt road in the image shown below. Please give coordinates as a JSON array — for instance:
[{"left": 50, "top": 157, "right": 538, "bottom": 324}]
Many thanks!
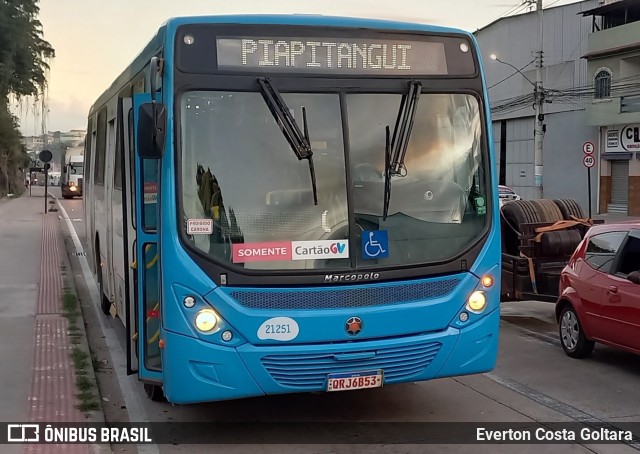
[{"left": 57, "top": 193, "right": 640, "bottom": 454}]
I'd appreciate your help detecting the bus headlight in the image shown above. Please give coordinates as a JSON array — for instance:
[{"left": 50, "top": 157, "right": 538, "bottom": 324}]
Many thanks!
[
  {"left": 195, "top": 309, "right": 218, "bottom": 333},
  {"left": 69, "top": 186, "right": 77, "bottom": 192},
  {"left": 69, "top": 181, "right": 75, "bottom": 186},
  {"left": 466, "top": 291, "right": 487, "bottom": 313}
]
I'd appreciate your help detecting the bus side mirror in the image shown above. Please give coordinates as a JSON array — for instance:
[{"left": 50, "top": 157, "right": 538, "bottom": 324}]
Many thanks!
[{"left": 137, "top": 102, "right": 166, "bottom": 159}]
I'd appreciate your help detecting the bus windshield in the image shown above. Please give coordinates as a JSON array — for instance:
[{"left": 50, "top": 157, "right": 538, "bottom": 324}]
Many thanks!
[
  {"left": 180, "top": 89, "right": 487, "bottom": 271},
  {"left": 69, "top": 163, "right": 83, "bottom": 175}
]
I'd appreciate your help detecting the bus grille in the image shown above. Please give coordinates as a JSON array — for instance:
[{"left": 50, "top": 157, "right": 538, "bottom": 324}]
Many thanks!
[
  {"left": 261, "top": 341, "right": 442, "bottom": 390},
  {"left": 78, "top": 178, "right": 83, "bottom": 191},
  {"left": 225, "top": 278, "right": 461, "bottom": 310}
]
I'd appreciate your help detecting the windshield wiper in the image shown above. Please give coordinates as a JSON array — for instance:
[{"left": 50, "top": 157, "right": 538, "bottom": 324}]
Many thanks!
[
  {"left": 390, "top": 81, "right": 422, "bottom": 175},
  {"left": 382, "top": 81, "right": 422, "bottom": 220},
  {"left": 383, "top": 126, "right": 392, "bottom": 221},
  {"left": 257, "top": 77, "right": 318, "bottom": 205}
]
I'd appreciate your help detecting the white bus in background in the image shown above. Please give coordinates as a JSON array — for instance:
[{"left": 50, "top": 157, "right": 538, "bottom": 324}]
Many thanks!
[
  {"left": 48, "top": 172, "right": 61, "bottom": 186},
  {"left": 61, "top": 145, "right": 84, "bottom": 198}
]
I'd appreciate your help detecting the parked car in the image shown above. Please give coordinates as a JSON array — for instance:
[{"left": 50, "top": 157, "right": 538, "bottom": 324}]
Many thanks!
[
  {"left": 498, "top": 185, "right": 522, "bottom": 207},
  {"left": 556, "top": 222, "right": 640, "bottom": 358}
]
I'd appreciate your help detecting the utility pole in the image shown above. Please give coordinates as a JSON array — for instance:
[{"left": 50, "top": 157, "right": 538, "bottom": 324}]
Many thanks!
[{"left": 533, "top": 0, "right": 544, "bottom": 199}]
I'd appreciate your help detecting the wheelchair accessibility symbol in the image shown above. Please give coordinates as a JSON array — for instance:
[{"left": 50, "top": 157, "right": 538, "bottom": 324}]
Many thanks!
[{"left": 362, "top": 231, "right": 389, "bottom": 259}]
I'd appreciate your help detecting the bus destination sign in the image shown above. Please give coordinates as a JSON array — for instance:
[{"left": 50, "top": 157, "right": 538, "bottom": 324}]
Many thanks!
[{"left": 216, "top": 37, "right": 449, "bottom": 75}]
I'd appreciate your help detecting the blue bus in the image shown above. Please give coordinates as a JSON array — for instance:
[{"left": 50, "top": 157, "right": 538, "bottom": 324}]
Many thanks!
[{"left": 83, "top": 15, "right": 500, "bottom": 404}]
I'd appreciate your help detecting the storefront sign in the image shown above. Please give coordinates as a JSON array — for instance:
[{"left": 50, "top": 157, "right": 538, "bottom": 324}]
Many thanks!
[
  {"left": 621, "top": 124, "right": 640, "bottom": 151},
  {"left": 605, "top": 124, "right": 640, "bottom": 152}
]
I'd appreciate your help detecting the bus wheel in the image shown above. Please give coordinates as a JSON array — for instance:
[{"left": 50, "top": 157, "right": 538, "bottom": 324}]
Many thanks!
[
  {"left": 96, "top": 250, "right": 111, "bottom": 315},
  {"left": 144, "top": 383, "right": 166, "bottom": 402}
]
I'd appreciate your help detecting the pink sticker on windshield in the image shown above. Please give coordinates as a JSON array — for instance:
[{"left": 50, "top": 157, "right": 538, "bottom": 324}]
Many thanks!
[{"left": 232, "top": 242, "right": 292, "bottom": 263}]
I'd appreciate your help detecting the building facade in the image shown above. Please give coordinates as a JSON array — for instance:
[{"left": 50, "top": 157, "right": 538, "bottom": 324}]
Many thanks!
[
  {"left": 53, "top": 129, "right": 86, "bottom": 146},
  {"left": 22, "top": 129, "right": 86, "bottom": 152},
  {"left": 22, "top": 129, "right": 86, "bottom": 173},
  {"left": 21, "top": 134, "right": 51, "bottom": 152},
  {"left": 476, "top": 0, "right": 600, "bottom": 215},
  {"left": 583, "top": 0, "right": 640, "bottom": 216}
]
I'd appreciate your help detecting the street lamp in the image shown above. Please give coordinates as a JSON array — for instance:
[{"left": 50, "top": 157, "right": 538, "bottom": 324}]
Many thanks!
[{"left": 490, "top": 53, "right": 545, "bottom": 199}]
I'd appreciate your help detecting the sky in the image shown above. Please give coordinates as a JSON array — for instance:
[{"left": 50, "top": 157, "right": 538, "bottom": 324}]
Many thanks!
[{"left": 14, "top": 0, "right": 582, "bottom": 135}]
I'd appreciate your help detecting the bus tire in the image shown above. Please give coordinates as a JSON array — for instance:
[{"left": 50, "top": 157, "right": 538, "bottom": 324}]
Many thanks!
[
  {"left": 95, "top": 243, "right": 111, "bottom": 316},
  {"left": 144, "top": 383, "right": 166, "bottom": 402}
]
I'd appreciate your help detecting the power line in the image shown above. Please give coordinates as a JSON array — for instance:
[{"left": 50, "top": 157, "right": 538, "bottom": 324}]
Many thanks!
[
  {"left": 488, "top": 58, "right": 536, "bottom": 89},
  {"left": 493, "top": 103, "right": 535, "bottom": 116},
  {"left": 491, "top": 93, "right": 536, "bottom": 111},
  {"left": 513, "top": 2, "right": 534, "bottom": 15},
  {"left": 548, "top": 74, "right": 640, "bottom": 98},
  {"left": 489, "top": 74, "right": 640, "bottom": 115},
  {"left": 499, "top": 1, "right": 527, "bottom": 18},
  {"left": 502, "top": 2, "right": 533, "bottom": 18}
]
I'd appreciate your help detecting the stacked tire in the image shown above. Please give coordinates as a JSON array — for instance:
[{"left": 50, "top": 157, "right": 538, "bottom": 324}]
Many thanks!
[
  {"left": 553, "top": 198, "right": 584, "bottom": 220},
  {"left": 501, "top": 199, "right": 585, "bottom": 256},
  {"left": 501, "top": 201, "right": 543, "bottom": 256}
]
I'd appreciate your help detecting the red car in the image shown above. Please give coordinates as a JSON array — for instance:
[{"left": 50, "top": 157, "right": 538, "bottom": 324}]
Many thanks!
[{"left": 556, "top": 222, "right": 640, "bottom": 358}]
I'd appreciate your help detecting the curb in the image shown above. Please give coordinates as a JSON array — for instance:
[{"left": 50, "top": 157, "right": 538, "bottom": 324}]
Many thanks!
[{"left": 51, "top": 192, "right": 113, "bottom": 454}]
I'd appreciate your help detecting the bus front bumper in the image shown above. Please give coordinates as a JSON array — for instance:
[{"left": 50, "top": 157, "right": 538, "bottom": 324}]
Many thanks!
[
  {"left": 61, "top": 186, "right": 82, "bottom": 197},
  {"left": 161, "top": 308, "right": 499, "bottom": 404}
]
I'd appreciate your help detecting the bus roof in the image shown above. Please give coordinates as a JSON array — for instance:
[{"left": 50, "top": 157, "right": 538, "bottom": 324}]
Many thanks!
[
  {"left": 89, "top": 15, "right": 475, "bottom": 116},
  {"left": 164, "top": 14, "right": 471, "bottom": 36}
]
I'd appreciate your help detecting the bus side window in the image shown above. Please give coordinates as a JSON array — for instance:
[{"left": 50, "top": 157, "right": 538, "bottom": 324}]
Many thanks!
[
  {"left": 84, "top": 119, "right": 92, "bottom": 184},
  {"left": 128, "top": 108, "right": 136, "bottom": 229},
  {"left": 95, "top": 108, "right": 107, "bottom": 186},
  {"left": 114, "top": 115, "right": 123, "bottom": 190},
  {"left": 142, "top": 159, "right": 159, "bottom": 232}
]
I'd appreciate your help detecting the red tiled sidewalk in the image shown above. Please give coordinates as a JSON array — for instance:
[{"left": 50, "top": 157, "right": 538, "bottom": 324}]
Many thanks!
[{"left": 23, "top": 212, "right": 89, "bottom": 454}]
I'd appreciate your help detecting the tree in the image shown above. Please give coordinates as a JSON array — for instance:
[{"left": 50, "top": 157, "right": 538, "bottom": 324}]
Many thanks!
[
  {"left": 0, "top": 106, "right": 27, "bottom": 194},
  {"left": 0, "top": 0, "right": 54, "bottom": 196}
]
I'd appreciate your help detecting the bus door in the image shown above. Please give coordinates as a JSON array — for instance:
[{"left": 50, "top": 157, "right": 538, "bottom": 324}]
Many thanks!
[
  {"left": 121, "top": 96, "right": 138, "bottom": 375},
  {"left": 106, "top": 115, "right": 117, "bottom": 317},
  {"left": 129, "top": 92, "right": 163, "bottom": 383}
]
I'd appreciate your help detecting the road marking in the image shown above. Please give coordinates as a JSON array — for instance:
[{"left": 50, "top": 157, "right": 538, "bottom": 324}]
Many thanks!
[
  {"left": 485, "top": 373, "right": 640, "bottom": 450},
  {"left": 490, "top": 320, "right": 640, "bottom": 450},
  {"left": 501, "top": 318, "right": 561, "bottom": 347},
  {"left": 56, "top": 198, "right": 160, "bottom": 454}
]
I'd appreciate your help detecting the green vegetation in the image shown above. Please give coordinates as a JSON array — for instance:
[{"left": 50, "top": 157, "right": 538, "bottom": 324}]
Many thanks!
[
  {"left": 71, "top": 347, "right": 89, "bottom": 372},
  {"left": 61, "top": 287, "right": 101, "bottom": 414},
  {"left": 0, "top": 1, "right": 54, "bottom": 196},
  {"left": 62, "top": 292, "right": 78, "bottom": 315}
]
